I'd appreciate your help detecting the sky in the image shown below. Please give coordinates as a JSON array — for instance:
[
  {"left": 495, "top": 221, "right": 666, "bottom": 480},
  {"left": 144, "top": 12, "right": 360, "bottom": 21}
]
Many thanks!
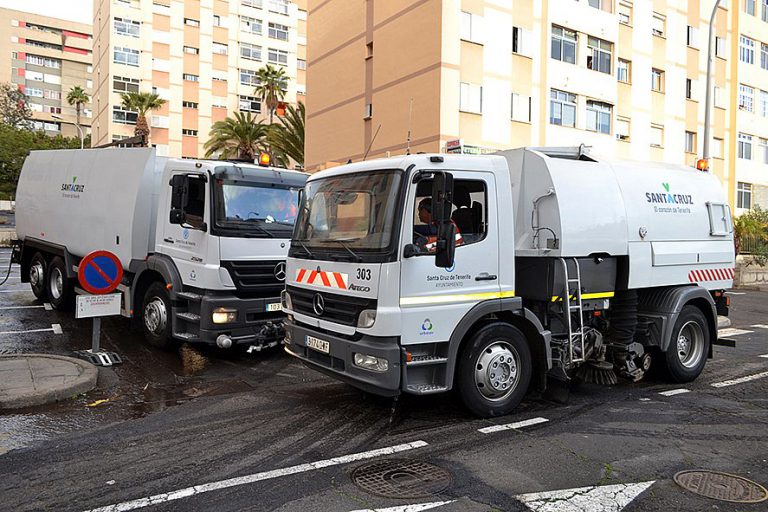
[{"left": 0, "top": 0, "right": 92, "bottom": 25}]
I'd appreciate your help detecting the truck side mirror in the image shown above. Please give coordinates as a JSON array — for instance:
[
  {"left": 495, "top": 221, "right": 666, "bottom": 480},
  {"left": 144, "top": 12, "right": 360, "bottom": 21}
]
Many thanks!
[
  {"left": 169, "top": 209, "right": 186, "bottom": 225},
  {"left": 170, "top": 175, "right": 189, "bottom": 210},
  {"left": 431, "top": 172, "right": 456, "bottom": 268}
]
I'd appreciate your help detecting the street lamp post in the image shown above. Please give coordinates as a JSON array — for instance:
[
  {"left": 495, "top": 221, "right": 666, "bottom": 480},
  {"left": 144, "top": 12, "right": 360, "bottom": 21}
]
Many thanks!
[
  {"left": 702, "top": 0, "right": 723, "bottom": 166},
  {"left": 51, "top": 114, "right": 84, "bottom": 149}
]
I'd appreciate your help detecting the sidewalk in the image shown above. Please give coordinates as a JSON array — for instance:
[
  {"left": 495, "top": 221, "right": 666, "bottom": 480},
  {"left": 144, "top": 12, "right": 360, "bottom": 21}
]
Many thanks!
[{"left": 0, "top": 354, "right": 97, "bottom": 409}]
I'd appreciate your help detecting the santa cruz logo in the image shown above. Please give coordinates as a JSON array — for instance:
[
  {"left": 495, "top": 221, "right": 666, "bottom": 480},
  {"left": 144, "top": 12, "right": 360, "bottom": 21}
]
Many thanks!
[
  {"left": 420, "top": 318, "right": 434, "bottom": 336},
  {"left": 645, "top": 182, "right": 693, "bottom": 205},
  {"left": 61, "top": 176, "right": 85, "bottom": 193}
]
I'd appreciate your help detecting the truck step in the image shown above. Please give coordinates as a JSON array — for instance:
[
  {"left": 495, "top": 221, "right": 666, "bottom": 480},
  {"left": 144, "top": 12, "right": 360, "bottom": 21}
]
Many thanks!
[
  {"left": 177, "top": 312, "right": 201, "bottom": 323},
  {"left": 406, "top": 384, "right": 449, "bottom": 394},
  {"left": 177, "top": 292, "right": 203, "bottom": 302},
  {"left": 174, "top": 332, "right": 201, "bottom": 342},
  {"left": 406, "top": 355, "right": 448, "bottom": 366}
]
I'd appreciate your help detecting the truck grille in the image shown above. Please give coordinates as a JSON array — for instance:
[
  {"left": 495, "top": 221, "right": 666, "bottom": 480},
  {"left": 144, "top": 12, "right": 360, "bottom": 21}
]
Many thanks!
[
  {"left": 287, "top": 285, "right": 376, "bottom": 327},
  {"left": 221, "top": 260, "right": 285, "bottom": 297}
]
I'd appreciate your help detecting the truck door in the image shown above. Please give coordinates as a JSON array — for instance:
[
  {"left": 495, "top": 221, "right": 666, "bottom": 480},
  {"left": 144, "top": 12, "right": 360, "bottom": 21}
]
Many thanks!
[
  {"left": 399, "top": 172, "right": 500, "bottom": 345},
  {"left": 160, "top": 172, "right": 209, "bottom": 288}
]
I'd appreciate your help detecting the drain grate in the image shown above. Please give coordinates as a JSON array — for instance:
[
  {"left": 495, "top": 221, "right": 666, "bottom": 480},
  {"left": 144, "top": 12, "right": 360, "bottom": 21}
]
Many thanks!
[
  {"left": 674, "top": 470, "right": 768, "bottom": 503},
  {"left": 351, "top": 459, "right": 452, "bottom": 499}
]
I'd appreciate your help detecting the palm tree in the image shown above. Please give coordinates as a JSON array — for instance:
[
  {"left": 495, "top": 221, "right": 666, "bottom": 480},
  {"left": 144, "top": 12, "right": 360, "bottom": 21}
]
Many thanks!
[
  {"left": 66, "top": 86, "right": 89, "bottom": 131},
  {"left": 254, "top": 64, "right": 288, "bottom": 124},
  {"left": 119, "top": 91, "right": 166, "bottom": 146},
  {"left": 204, "top": 111, "right": 269, "bottom": 161},
  {"left": 268, "top": 102, "right": 304, "bottom": 167}
]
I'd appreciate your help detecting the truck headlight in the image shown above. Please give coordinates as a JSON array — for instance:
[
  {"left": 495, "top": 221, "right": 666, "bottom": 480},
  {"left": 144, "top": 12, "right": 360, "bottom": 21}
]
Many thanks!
[
  {"left": 357, "top": 309, "right": 376, "bottom": 328},
  {"left": 212, "top": 308, "right": 238, "bottom": 324},
  {"left": 353, "top": 353, "right": 389, "bottom": 372},
  {"left": 281, "top": 290, "right": 292, "bottom": 311}
]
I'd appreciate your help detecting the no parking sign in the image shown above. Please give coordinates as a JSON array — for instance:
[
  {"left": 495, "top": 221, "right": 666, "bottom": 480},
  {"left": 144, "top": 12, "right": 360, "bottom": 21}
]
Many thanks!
[{"left": 77, "top": 250, "right": 123, "bottom": 295}]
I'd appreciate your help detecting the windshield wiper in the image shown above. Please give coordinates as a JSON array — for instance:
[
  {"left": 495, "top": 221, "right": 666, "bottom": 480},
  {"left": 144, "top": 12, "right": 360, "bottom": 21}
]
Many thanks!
[
  {"left": 327, "top": 238, "right": 363, "bottom": 262},
  {"left": 293, "top": 239, "right": 315, "bottom": 259},
  {"left": 221, "top": 220, "right": 275, "bottom": 238}
]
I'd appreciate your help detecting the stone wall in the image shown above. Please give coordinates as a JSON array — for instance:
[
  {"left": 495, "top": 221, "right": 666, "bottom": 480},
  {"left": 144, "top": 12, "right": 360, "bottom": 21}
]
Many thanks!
[{"left": 735, "top": 254, "right": 768, "bottom": 288}]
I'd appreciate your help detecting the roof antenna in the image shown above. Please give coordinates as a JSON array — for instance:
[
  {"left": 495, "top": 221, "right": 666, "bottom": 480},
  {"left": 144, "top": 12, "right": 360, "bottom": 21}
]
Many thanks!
[
  {"left": 363, "top": 124, "right": 381, "bottom": 161},
  {"left": 406, "top": 97, "right": 413, "bottom": 155}
]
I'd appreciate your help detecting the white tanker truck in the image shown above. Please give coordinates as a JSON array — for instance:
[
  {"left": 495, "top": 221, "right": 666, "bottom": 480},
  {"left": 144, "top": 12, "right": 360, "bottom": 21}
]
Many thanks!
[{"left": 281, "top": 147, "right": 735, "bottom": 417}]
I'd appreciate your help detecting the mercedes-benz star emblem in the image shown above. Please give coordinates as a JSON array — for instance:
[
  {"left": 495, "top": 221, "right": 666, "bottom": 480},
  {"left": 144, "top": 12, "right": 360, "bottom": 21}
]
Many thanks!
[
  {"left": 312, "top": 293, "right": 325, "bottom": 316},
  {"left": 273, "top": 262, "right": 287, "bottom": 281}
]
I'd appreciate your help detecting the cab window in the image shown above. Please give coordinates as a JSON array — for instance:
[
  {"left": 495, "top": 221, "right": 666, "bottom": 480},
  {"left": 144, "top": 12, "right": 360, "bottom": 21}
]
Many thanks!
[{"left": 412, "top": 178, "right": 488, "bottom": 249}]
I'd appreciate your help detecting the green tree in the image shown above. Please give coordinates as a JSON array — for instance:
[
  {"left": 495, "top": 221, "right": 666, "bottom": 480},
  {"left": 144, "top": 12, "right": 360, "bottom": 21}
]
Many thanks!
[
  {"left": 734, "top": 206, "right": 768, "bottom": 266},
  {"left": 0, "top": 83, "right": 31, "bottom": 129},
  {"left": 119, "top": 91, "right": 166, "bottom": 145},
  {"left": 254, "top": 64, "right": 288, "bottom": 124},
  {"left": 204, "top": 112, "right": 269, "bottom": 161},
  {"left": 66, "top": 85, "right": 89, "bottom": 133},
  {"left": 267, "top": 102, "right": 304, "bottom": 167}
]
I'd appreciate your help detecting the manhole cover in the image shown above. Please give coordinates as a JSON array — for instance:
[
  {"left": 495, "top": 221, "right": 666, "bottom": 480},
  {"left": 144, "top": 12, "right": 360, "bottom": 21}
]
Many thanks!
[
  {"left": 674, "top": 470, "right": 768, "bottom": 503},
  {"left": 351, "top": 459, "right": 451, "bottom": 499}
]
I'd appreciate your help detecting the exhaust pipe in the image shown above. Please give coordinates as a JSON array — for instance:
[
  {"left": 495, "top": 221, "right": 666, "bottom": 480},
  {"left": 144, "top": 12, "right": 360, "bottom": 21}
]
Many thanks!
[{"left": 216, "top": 335, "right": 233, "bottom": 349}]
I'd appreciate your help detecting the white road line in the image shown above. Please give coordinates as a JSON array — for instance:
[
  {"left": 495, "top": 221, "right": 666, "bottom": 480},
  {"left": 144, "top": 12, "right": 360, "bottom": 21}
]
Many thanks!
[
  {"left": 515, "top": 481, "right": 656, "bottom": 512},
  {"left": 658, "top": 388, "right": 690, "bottom": 396},
  {"left": 718, "top": 328, "right": 753, "bottom": 337},
  {"left": 478, "top": 417, "right": 549, "bottom": 434},
  {"left": 83, "top": 440, "right": 429, "bottom": 512},
  {"left": 759, "top": 354, "right": 768, "bottom": 359},
  {"left": 0, "top": 289, "right": 33, "bottom": 293},
  {"left": 751, "top": 324, "right": 768, "bottom": 329},
  {"left": 0, "top": 305, "right": 45, "bottom": 310},
  {"left": 52, "top": 323, "right": 63, "bottom": 334},
  {"left": 0, "top": 324, "right": 62, "bottom": 335},
  {"left": 349, "top": 502, "right": 455, "bottom": 512},
  {"left": 711, "top": 371, "right": 768, "bottom": 388},
  {"left": 44, "top": 302, "right": 52, "bottom": 311}
]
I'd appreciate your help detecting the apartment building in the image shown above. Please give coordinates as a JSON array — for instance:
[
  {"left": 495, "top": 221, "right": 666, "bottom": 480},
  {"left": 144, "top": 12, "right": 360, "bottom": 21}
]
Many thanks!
[
  {"left": 734, "top": 0, "right": 768, "bottom": 213},
  {"left": 0, "top": 7, "right": 93, "bottom": 139},
  {"left": 305, "top": 0, "right": 750, "bottom": 207},
  {"left": 92, "top": 0, "right": 307, "bottom": 158}
]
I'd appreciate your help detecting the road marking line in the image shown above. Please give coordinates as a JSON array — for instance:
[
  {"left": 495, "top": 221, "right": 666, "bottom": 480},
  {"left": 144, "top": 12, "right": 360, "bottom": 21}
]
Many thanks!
[
  {"left": 44, "top": 302, "right": 52, "bottom": 311},
  {"left": 478, "top": 417, "right": 549, "bottom": 434},
  {"left": 759, "top": 354, "right": 768, "bottom": 359},
  {"left": 0, "top": 289, "right": 33, "bottom": 293},
  {"left": 711, "top": 371, "right": 768, "bottom": 388},
  {"left": 0, "top": 324, "right": 62, "bottom": 335},
  {"left": 0, "top": 305, "right": 45, "bottom": 310},
  {"left": 718, "top": 328, "right": 753, "bottom": 337},
  {"left": 52, "top": 323, "right": 62, "bottom": 334},
  {"left": 349, "top": 502, "right": 455, "bottom": 512},
  {"left": 659, "top": 388, "right": 690, "bottom": 396},
  {"left": 516, "top": 481, "right": 656, "bottom": 512},
  {"left": 82, "top": 440, "right": 429, "bottom": 512},
  {"left": 751, "top": 324, "right": 768, "bottom": 329}
]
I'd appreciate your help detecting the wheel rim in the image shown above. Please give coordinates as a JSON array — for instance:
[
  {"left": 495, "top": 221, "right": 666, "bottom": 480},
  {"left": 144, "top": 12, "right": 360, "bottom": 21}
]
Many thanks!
[
  {"left": 144, "top": 297, "right": 168, "bottom": 335},
  {"left": 30, "top": 262, "right": 44, "bottom": 288},
  {"left": 474, "top": 341, "right": 521, "bottom": 401},
  {"left": 676, "top": 320, "right": 705, "bottom": 369},
  {"left": 49, "top": 267, "right": 63, "bottom": 300}
]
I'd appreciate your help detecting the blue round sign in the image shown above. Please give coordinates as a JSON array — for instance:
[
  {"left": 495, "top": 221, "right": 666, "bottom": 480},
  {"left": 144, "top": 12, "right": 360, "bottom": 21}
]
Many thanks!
[{"left": 78, "top": 251, "right": 123, "bottom": 294}]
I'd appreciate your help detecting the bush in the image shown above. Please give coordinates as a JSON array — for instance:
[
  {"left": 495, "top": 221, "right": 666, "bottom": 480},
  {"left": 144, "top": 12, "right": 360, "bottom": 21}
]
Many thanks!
[{"left": 734, "top": 206, "right": 768, "bottom": 267}]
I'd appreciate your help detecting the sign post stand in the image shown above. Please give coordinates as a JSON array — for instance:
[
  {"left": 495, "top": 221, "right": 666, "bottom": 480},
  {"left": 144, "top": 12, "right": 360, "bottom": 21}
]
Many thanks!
[{"left": 74, "top": 250, "right": 124, "bottom": 367}]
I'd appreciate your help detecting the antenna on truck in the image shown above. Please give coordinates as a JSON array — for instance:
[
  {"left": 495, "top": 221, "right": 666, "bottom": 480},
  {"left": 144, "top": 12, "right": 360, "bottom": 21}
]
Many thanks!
[
  {"left": 362, "top": 124, "right": 382, "bottom": 161},
  {"left": 406, "top": 97, "right": 413, "bottom": 155}
]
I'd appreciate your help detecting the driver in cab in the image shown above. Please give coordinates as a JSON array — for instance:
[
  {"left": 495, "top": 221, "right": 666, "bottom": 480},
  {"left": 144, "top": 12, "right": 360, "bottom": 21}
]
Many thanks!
[{"left": 413, "top": 198, "right": 464, "bottom": 253}]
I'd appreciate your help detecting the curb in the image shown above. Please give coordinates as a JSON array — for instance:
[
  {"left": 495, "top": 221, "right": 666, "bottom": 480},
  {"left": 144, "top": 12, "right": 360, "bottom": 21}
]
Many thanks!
[{"left": 0, "top": 354, "right": 98, "bottom": 409}]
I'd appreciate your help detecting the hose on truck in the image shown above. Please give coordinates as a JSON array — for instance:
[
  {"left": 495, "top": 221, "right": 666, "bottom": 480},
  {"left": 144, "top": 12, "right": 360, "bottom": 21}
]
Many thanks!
[{"left": 0, "top": 256, "right": 12, "bottom": 287}]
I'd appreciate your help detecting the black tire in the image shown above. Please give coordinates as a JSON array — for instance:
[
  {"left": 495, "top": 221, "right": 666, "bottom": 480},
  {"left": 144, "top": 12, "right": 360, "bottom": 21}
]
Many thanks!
[
  {"left": 47, "top": 256, "right": 73, "bottom": 310},
  {"left": 662, "top": 305, "right": 710, "bottom": 383},
  {"left": 457, "top": 323, "right": 532, "bottom": 418},
  {"left": 141, "top": 281, "right": 176, "bottom": 350},
  {"left": 29, "top": 252, "right": 47, "bottom": 301}
]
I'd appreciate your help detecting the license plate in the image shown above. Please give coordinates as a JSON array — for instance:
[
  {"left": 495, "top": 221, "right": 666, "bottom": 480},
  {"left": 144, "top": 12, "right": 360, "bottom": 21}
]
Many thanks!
[
  {"left": 305, "top": 335, "right": 330, "bottom": 354},
  {"left": 266, "top": 302, "right": 282, "bottom": 312}
]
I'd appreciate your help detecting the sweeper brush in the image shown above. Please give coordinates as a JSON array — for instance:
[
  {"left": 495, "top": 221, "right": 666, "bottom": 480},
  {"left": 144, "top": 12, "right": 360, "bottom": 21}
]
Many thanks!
[{"left": 576, "top": 360, "right": 618, "bottom": 386}]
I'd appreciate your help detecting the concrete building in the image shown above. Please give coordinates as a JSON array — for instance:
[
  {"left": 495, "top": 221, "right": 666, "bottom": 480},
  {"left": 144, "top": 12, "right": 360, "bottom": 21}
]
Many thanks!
[
  {"left": 92, "top": 0, "right": 307, "bottom": 158},
  {"left": 0, "top": 7, "right": 93, "bottom": 140},
  {"left": 305, "top": 0, "right": 765, "bottom": 210}
]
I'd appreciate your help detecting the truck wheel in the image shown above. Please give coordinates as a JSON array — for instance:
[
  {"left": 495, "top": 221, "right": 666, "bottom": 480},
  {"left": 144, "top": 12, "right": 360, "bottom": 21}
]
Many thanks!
[
  {"left": 47, "top": 257, "right": 73, "bottom": 310},
  {"left": 457, "top": 323, "right": 532, "bottom": 418},
  {"left": 663, "top": 305, "right": 710, "bottom": 383},
  {"left": 29, "top": 252, "right": 47, "bottom": 300},
  {"left": 141, "top": 282, "right": 175, "bottom": 350}
]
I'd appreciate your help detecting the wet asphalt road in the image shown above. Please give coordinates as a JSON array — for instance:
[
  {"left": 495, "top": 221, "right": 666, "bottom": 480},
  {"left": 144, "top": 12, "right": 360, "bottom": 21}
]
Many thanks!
[{"left": 0, "top": 246, "right": 767, "bottom": 512}]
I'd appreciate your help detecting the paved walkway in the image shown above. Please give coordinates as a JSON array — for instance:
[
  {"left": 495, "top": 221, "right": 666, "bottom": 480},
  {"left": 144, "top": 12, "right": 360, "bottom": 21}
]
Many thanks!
[{"left": 0, "top": 354, "right": 97, "bottom": 409}]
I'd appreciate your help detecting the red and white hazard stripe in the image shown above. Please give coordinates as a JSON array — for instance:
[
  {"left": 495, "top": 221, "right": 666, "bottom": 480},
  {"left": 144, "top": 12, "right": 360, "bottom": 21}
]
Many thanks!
[
  {"left": 295, "top": 268, "right": 349, "bottom": 290},
  {"left": 688, "top": 268, "right": 734, "bottom": 283}
]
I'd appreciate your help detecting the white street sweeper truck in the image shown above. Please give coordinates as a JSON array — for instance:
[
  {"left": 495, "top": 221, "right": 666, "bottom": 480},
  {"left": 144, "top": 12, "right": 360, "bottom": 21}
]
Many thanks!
[
  {"left": 13, "top": 148, "right": 307, "bottom": 351},
  {"left": 281, "top": 147, "right": 734, "bottom": 417}
]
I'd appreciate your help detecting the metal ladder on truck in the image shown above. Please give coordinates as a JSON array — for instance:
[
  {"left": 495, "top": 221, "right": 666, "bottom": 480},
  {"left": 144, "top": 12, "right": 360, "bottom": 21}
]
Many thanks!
[{"left": 559, "top": 258, "right": 585, "bottom": 364}]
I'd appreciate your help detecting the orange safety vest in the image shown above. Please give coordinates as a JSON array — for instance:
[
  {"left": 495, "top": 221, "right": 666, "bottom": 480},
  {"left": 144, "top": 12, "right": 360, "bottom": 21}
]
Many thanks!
[{"left": 424, "top": 222, "right": 464, "bottom": 252}]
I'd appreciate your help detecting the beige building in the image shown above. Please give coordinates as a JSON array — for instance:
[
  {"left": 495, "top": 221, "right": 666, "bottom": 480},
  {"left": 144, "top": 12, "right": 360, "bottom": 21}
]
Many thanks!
[
  {"left": 0, "top": 7, "right": 93, "bottom": 139},
  {"left": 92, "top": 0, "right": 307, "bottom": 158},
  {"left": 305, "top": 0, "right": 765, "bottom": 210}
]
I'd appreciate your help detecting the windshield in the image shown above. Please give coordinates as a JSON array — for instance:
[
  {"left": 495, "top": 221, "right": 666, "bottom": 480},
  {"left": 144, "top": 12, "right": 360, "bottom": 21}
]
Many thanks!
[
  {"left": 213, "top": 180, "right": 301, "bottom": 237},
  {"left": 294, "top": 170, "right": 403, "bottom": 253}
]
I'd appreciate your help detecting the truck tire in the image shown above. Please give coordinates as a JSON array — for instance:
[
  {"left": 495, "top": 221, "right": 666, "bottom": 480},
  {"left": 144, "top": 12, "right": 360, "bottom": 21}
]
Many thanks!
[
  {"left": 29, "top": 252, "right": 47, "bottom": 300},
  {"left": 141, "top": 281, "right": 175, "bottom": 350},
  {"left": 457, "top": 323, "right": 532, "bottom": 418},
  {"left": 47, "top": 256, "right": 73, "bottom": 310},
  {"left": 662, "top": 305, "right": 710, "bottom": 383}
]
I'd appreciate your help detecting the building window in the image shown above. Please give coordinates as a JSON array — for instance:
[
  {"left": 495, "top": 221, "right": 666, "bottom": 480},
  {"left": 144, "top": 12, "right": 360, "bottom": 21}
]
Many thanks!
[
  {"left": 42, "top": 105, "right": 61, "bottom": 114},
  {"left": 686, "top": 25, "right": 698, "bottom": 47},
  {"left": 182, "top": 101, "right": 198, "bottom": 109},
  {"left": 460, "top": 11, "right": 482, "bottom": 44},
  {"left": 715, "top": 36, "right": 726, "bottom": 58},
  {"left": 763, "top": 0, "right": 768, "bottom": 21},
  {"left": 616, "top": 116, "right": 630, "bottom": 141},
  {"left": 364, "top": 103, "right": 372, "bottom": 119},
  {"left": 739, "top": 84, "right": 754, "bottom": 111},
  {"left": 183, "top": 73, "right": 199, "bottom": 82},
  {"left": 459, "top": 82, "right": 483, "bottom": 114},
  {"left": 512, "top": 26, "right": 531, "bottom": 56},
  {"left": 586, "top": 101, "right": 611, "bottom": 134},
  {"left": 114, "top": 17, "right": 140, "bottom": 37},
  {"left": 26, "top": 70, "right": 44, "bottom": 81},
  {"left": 745, "top": 0, "right": 756, "bottom": 15},
  {"left": 685, "top": 78, "right": 698, "bottom": 100},
  {"left": 760, "top": 89, "right": 768, "bottom": 117},
  {"left": 241, "top": 43, "right": 262, "bottom": 61},
  {"left": 44, "top": 89, "right": 61, "bottom": 100},
  {"left": 713, "top": 137, "right": 723, "bottom": 158},
  {"left": 150, "top": 115, "right": 169, "bottom": 128},
  {"left": 652, "top": 13, "right": 665, "bottom": 37},
  {"left": 511, "top": 93, "right": 532, "bottom": 123},
  {"left": 738, "top": 133, "right": 753, "bottom": 159},
  {"left": 184, "top": 18, "right": 200, "bottom": 27},
  {"left": 242, "top": 0, "right": 263, "bottom": 8},
  {"left": 650, "top": 124, "right": 664, "bottom": 147},
  {"left": 617, "top": 59, "right": 630, "bottom": 83},
  {"left": 549, "top": 89, "right": 576, "bottom": 127},
  {"left": 761, "top": 43, "right": 768, "bottom": 70},
  {"left": 588, "top": 0, "right": 605, "bottom": 10},
  {"left": 241, "top": 16, "right": 262, "bottom": 35},
  {"left": 618, "top": 2, "right": 632, "bottom": 24},
  {"left": 685, "top": 131, "right": 696, "bottom": 153},
  {"left": 240, "top": 68, "right": 260, "bottom": 86},
  {"left": 551, "top": 26, "right": 577, "bottom": 64},
  {"left": 760, "top": 138, "right": 768, "bottom": 164},
  {"left": 26, "top": 87, "right": 43, "bottom": 97},
  {"left": 114, "top": 46, "right": 140, "bottom": 66},
  {"left": 268, "top": 22, "right": 289, "bottom": 41},
  {"left": 213, "top": 42, "right": 228, "bottom": 55},
  {"left": 113, "top": 105, "right": 138, "bottom": 125},
  {"left": 182, "top": 129, "right": 198, "bottom": 136},
  {"left": 184, "top": 46, "right": 199, "bottom": 55},
  {"left": 737, "top": 182, "right": 752, "bottom": 209},
  {"left": 239, "top": 95, "right": 261, "bottom": 112},
  {"left": 651, "top": 68, "right": 664, "bottom": 92},
  {"left": 213, "top": 14, "right": 222, "bottom": 27},
  {"left": 113, "top": 75, "right": 140, "bottom": 93},
  {"left": 268, "top": 48, "right": 288, "bottom": 65},
  {"left": 297, "top": 59, "right": 306, "bottom": 70},
  {"left": 740, "top": 35, "right": 755, "bottom": 63},
  {"left": 587, "top": 36, "right": 612, "bottom": 74},
  {"left": 268, "top": 0, "right": 290, "bottom": 15}
]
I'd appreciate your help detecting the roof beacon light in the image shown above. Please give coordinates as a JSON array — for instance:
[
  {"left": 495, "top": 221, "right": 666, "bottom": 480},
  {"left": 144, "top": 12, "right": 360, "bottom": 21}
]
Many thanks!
[
  {"left": 696, "top": 158, "right": 709, "bottom": 172},
  {"left": 258, "top": 152, "right": 271, "bottom": 167}
]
